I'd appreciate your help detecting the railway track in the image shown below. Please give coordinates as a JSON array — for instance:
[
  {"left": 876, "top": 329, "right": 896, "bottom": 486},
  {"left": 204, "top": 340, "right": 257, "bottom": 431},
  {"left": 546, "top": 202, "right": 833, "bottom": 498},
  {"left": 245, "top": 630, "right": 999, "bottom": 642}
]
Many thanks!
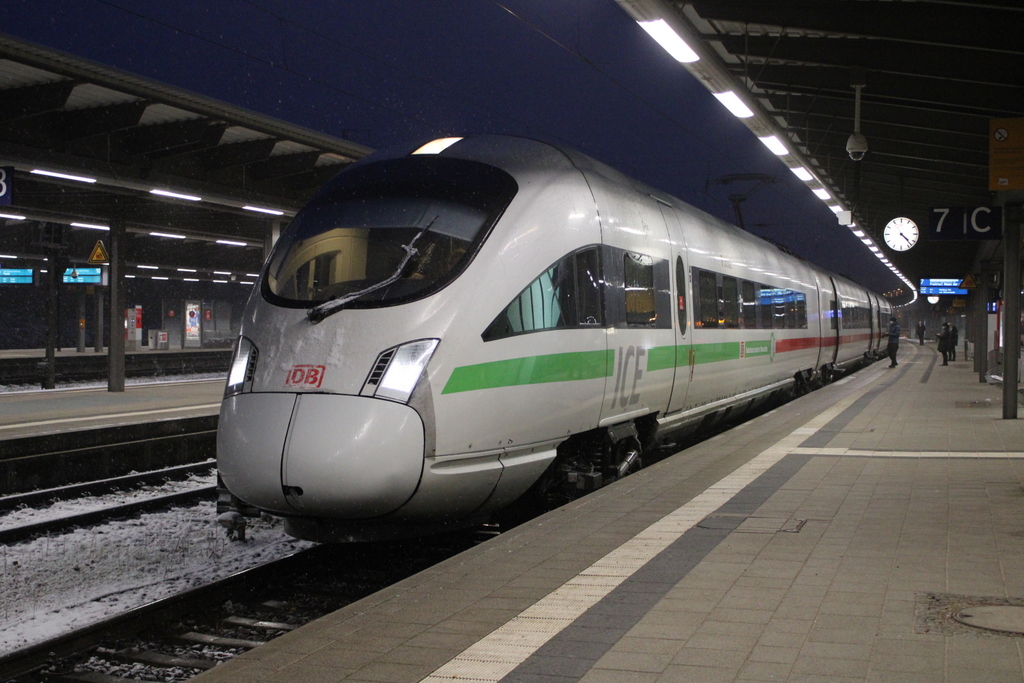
[
  {"left": 0, "top": 529, "right": 495, "bottom": 682},
  {"left": 0, "top": 460, "right": 218, "bottom": 544}
]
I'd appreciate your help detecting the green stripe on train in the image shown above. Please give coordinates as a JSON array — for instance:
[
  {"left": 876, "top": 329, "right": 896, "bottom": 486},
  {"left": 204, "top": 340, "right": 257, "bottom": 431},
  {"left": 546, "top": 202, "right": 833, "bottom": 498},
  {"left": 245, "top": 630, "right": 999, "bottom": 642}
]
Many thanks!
[
  {"left": 441, "top": 349, "right": 615, "bottom": 394},
  {"left": 647, "top": 340, "right": 772, "bottom": 371}
]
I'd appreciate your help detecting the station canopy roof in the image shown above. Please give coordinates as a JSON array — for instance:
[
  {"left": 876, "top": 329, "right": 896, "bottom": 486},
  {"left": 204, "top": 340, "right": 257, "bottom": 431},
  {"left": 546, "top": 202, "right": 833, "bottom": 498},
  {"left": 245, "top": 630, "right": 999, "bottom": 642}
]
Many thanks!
[
  {"left": 618, "top": 0, "right": 1023, "bottom": 299},
  {"left": 0, "top": 32, "right": 372, "bottom": 275}
]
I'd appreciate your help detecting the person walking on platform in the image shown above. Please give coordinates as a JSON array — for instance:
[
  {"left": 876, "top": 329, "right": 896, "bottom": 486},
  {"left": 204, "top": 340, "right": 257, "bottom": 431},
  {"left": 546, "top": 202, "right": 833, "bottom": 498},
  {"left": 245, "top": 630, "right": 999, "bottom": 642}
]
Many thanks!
[
  {"left": 937, "top": 322, "right": 951, "bottom": 365},
  {"left": 949, "top": 324, "right": 959, "bottom": 361},
  {"left": 887, "top": 316, "right": 900, "bottom": 368},
  {"left": 917, "top": 321, "right": 926, "bottom": 346}
]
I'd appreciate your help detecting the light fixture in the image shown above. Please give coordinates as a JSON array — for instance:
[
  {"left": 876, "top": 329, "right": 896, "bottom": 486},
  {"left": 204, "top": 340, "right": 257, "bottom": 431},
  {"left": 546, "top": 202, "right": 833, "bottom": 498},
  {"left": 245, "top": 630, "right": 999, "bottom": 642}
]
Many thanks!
[
  {"left": 150, "top": 189, "right": 201, "bottom": 201},
  {"left": 183, "top": 277, "right": 199, "bottom": 282},
  {"left": 0, "top": 212, "right": 26, "bottom": 220},
  {"left": 861, "top": 238, "right": 873, "bottom": 245},
  {"left": 243, "top": 205, "right": 285, "bottom": 216},
  {"left": 637, "top": 19, "right": 699, "bottom": 63},
  {"left": 757, "top": 135, "right": 788, "bottom": 155},
  {"left": 828, "top": 205, "right": 842, "bottom": 214},
  {"left": 812, "top": 188, "right": 831, "bottom": 201},
  {"left": 927, "top": 296, "right": 940, "bottom": 304},
  {"left": 150, "top": 231, "right": 186, "bottom": 239},
  {"left": 213, "top": 279, "right": 228, "bottom": 283},
  {"left": 214, "top": 271, "right": 231, "bottom": 275},
  {"left": 0, "top": 254, "right": 16, "bottom": 258},
  {"left": 177, "top": 268, "right": 196, "bottom": 272},
  {"left": 216, "top": 239, "right": 247, "bottom": 247},
  {"left": 70, "top": 222, "right": 109, "bottom": 231},
  {"left": 152, "top": 276, "right": 169, "bottom": 280},
  {"left": 790, "top": 167, "right": 813, "bottom": 181},
  {"left": 852, "top": 229, "right": 865, "bottom": 237},
  {"left": 245, "top": 273, "right": 259, "bottom": 278},
  {"left": 137, "top": 265, "right": 158, "bottom": 270},
  {"left": 31, "top": 169, "right": 96, "bottom": 183},
  {"left": 712, "top": 91, "right": 754, "bottom": 118},
  {"left": 125, "top": 274, "right": 135, "bottom": 278},
  {"left": 412, "top": 137, "right": 463, "bottom": 155},
  {"left": 240, "top": 281, "right": 255, "bottom": 285}
]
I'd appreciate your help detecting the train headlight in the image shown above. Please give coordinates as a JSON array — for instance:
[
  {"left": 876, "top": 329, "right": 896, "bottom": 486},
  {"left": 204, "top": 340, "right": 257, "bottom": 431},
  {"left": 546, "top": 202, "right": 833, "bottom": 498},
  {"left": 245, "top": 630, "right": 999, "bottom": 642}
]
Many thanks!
[
  {"left": 225, "top": 336, "right": 259, "bottom": 398},
  {"left": 372, "top": 339, "right": 439, "bottom": 403}
]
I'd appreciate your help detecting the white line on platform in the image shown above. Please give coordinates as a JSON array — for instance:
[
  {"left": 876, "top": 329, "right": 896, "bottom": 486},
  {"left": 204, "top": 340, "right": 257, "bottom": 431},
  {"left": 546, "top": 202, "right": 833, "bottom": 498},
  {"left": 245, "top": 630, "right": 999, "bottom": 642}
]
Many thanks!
[
  {"left": 0, "top": 404, "right": 221, "bottom": 431},
  {"left": 421, "top": 375, "right": 883, "bottom": 682}
]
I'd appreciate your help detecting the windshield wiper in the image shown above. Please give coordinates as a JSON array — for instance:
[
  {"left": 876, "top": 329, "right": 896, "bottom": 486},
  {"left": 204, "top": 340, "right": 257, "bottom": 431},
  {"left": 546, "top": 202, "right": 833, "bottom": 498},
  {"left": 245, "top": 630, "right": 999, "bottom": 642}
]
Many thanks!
[{"left": 306, "top": 217, "right": 438, "bottom": 324}]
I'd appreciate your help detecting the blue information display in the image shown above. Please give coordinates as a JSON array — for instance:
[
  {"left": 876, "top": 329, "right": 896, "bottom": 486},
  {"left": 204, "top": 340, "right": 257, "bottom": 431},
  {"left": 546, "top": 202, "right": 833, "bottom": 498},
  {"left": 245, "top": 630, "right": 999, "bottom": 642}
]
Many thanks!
[
  {"left": 0, "top": 167, "right": 11, "bottom": 206},
  {"left": 63, "top": 267, "right": 102, "bottom": 284},
  {"left": 920, "top": 278, "right": 968, "bottom": 296},
  {"left": 0, "top": 268, "right": 33, "bottom": 284}
]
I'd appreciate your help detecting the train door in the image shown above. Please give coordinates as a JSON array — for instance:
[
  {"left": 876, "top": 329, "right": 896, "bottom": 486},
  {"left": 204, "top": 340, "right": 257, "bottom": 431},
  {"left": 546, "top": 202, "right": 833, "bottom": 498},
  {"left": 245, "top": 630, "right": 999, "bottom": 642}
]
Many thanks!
[
  {"left": 868, "top": 295, "right": 876, "bottom": 354},
  {"left": 827, "top": 277, "right": 840, "bottom": 364},
  {"left": 660, "top": 204, "right": 691, "bottom": 414}
]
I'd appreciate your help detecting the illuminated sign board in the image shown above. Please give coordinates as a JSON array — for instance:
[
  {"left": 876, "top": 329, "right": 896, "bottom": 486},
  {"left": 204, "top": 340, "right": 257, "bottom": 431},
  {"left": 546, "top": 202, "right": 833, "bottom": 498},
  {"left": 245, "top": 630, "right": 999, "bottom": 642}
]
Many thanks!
[
  {"left": 63, "top": 267, "right": 102, "bottom": 284},
  {"left": 0, "top": 268, "right": 32, "bottom": 284},
  {"left": 920, "top": 278, "right": 968, "bottom": 296}
]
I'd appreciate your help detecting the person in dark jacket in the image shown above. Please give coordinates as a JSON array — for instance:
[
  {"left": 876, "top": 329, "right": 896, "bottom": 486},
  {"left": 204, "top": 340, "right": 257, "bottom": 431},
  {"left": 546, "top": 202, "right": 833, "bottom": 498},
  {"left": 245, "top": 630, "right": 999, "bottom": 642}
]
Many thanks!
[
  {"left": 917, "top": 321, "right": 926, "bottom": 346},
  {"left": 949, "top": 324, "right": 959, "bottom": 361},
  {"left": 887, "top": 317, "right": 900, "bottom": 368},
  {"left": 936, "top": 323, "right": 951, "bottom": 365}
]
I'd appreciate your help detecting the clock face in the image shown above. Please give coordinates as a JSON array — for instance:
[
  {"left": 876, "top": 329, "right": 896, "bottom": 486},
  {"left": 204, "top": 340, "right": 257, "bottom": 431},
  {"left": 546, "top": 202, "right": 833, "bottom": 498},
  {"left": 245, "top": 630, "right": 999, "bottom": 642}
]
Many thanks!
[{"left": 883, "top": 217, "right": 919, "bottom": 251}]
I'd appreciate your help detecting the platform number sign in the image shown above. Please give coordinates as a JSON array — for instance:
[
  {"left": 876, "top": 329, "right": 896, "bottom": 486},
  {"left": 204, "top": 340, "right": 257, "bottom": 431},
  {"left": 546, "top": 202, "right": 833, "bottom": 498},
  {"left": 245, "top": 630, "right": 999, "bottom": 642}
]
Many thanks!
[
  {"left": 0, "top": 167, "right": 11, "bottom": 206},
  {"left": 928, "top": 206, "right": 1003, "bottom": 240}
]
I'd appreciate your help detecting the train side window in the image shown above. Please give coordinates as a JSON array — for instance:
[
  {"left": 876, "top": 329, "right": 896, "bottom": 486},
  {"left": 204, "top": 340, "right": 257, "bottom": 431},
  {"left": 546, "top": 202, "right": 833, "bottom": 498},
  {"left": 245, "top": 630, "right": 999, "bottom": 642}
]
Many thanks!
[
  {"left": 722, "top": 277, "right": 740, "bottom": 328},
  {"left": 758, "top": 284, "right": 774, "bottom": 329},
  {"left": 575, "top": 247, "right": 603, "bottom": 325},
  {"left": 675, "top": 257, "right": 687, "bottom": 334},
  {"left": 741, "top": 280, "right": 757, "bottom": 329},
  {"left": 483, "top": 254, "right": 573, "bottom": 340},
  {"left": 624, "top": 252, "right": 656, "bottom": 327},
  {"left": 830, "top": 299, "right": 838, "bottom": 330},
  {"left": 696, "top": 269, "right": 718, "bottom": 328},
  {"left": 795, "top": 292, "right": 807, "bottom": 328}
]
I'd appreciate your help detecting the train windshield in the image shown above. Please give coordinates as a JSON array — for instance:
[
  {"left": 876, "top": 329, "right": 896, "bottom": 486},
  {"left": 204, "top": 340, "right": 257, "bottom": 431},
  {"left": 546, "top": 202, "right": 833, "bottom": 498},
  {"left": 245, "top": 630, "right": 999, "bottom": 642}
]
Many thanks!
[{"left": 264, "top": 157, "right": 517, "bottom": 308}]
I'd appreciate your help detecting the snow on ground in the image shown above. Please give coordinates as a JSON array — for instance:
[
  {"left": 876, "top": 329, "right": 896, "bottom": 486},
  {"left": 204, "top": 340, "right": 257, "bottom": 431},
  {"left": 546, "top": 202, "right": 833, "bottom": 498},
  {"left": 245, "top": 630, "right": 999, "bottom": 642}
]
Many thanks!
[{"left": 0, "top": 501, "right": 313, "bottom": 656}]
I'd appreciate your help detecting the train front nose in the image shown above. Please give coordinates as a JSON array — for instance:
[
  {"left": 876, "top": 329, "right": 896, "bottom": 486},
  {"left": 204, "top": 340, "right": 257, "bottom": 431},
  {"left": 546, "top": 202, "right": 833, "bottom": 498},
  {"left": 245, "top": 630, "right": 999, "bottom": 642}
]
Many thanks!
[{"left": 217, "top": 393, "right": 425, "bottom": 518}]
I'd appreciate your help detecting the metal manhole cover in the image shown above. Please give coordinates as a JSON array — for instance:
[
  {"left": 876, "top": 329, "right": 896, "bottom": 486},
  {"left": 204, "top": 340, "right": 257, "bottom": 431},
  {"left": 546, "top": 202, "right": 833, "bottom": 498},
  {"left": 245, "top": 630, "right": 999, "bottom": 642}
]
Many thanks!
[{"left": 954, "top": 606, "right": 1024, "bottom": 634}]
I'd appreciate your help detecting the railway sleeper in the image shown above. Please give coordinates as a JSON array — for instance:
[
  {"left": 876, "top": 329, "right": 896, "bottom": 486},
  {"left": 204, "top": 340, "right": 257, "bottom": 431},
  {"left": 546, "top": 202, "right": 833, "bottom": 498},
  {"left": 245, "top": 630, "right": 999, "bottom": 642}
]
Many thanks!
[
  {"left": 177, "top": 631, "right": 265, "bottom": 650},
  {"left": 106, "top": 648, "right": 216, "bottom": 671}
]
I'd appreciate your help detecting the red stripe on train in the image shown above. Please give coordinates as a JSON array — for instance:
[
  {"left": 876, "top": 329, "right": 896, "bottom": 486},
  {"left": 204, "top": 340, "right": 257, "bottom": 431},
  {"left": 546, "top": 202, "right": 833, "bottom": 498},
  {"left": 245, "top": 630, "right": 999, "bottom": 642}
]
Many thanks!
[{"left": 777, "top": 331, "right": 878, "bottom": 353}]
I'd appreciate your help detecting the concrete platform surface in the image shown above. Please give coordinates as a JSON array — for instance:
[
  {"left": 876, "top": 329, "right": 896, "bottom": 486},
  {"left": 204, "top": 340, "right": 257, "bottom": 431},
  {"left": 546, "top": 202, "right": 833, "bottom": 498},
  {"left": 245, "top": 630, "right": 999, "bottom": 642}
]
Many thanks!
[
  {"left": 0, "top": 379, "right": 223, "bottom": 440},
  {"left": 193, "top": 341, "right": 1024, "bottom": 683}
]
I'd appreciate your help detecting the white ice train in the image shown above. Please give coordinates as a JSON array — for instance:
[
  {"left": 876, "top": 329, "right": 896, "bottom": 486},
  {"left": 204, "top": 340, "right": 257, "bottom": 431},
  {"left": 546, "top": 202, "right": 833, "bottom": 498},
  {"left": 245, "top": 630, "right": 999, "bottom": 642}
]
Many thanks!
[{"left": 217, "top": 135, "right": 890, "bottom": 542}]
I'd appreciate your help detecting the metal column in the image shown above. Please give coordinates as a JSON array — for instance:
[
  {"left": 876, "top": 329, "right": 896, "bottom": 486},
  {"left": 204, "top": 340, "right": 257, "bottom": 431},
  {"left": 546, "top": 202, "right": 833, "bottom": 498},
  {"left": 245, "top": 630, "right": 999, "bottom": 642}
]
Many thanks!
[
  {"left": 107, "top": 215, "right": 125, "bottom": 392},
  {"left": 1003, "top": 205, "right": 1021, "bottom": 419}
]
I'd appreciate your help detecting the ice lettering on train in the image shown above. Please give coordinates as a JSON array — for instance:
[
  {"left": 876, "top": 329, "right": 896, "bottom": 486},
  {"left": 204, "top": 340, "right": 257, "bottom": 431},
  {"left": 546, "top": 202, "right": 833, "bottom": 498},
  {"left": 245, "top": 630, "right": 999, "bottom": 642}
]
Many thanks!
[{"left": 611, "top": 346, "right": 646, "bottom": 409}]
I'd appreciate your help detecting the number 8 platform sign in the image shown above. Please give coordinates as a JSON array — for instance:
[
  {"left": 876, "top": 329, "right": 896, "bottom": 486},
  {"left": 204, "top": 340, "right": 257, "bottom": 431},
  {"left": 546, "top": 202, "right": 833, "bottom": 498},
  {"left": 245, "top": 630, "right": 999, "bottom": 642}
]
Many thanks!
[{"left": 0, "top": 167, "right": 12, "bottom": 206}]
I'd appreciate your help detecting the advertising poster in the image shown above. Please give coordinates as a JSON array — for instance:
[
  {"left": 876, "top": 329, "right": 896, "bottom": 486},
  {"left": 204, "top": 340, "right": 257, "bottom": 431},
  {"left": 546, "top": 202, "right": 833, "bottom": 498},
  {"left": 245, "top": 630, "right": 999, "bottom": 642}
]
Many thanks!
[{"left": 185, "top": 301, "right": 201, "bottom": 341}]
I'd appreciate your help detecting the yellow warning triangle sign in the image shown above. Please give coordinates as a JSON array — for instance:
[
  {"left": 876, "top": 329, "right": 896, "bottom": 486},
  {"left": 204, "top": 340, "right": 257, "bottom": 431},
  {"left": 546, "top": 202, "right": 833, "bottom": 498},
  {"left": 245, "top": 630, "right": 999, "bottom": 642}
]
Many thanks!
[
  {"left": 959, "top": 273, "right": 977, "bottom": 290},
  {"left": 88, "top": 240, "right": 110, "bottom": 264}
]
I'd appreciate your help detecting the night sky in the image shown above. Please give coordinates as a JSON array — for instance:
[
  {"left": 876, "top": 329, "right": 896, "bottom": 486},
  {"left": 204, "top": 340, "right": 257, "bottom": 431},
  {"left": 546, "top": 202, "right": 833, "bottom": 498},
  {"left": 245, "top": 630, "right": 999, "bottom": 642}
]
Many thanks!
[{"left": 0, "top": 0, "right": 899, "bottom": 293}]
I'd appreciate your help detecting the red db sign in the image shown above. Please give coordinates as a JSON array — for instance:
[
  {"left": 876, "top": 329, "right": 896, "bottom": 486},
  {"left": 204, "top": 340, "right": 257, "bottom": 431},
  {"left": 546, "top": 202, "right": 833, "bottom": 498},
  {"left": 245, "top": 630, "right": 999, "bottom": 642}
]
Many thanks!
[{"left": 286, "top": 365, "right": 326, "bottom": 388}]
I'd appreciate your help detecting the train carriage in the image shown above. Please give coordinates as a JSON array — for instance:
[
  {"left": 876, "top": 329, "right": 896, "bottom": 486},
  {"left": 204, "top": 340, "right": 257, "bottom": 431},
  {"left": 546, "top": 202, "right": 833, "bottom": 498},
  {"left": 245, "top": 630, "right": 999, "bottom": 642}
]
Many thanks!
[{"left": 217, "top": 135, "right": 889, "bottom": 542}]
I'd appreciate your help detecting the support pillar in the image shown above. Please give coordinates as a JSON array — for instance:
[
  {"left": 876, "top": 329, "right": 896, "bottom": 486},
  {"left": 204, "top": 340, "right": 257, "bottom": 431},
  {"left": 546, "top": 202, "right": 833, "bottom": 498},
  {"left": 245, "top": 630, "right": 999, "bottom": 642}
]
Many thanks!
[
  {"left": 107, "top": 215, "right": 126, "bottom": 392},
  {"left": 94, "top": 285, "right": 103, "bottom": 352},
  {"left": 77, "top": 288, "right": 86, "bottom": 353},
  {"left": 1003, "top": 204, "right": 1021, "bottom": 419},
  {"left": 43, "top": 256, "right": 57, "bottom": 390}
]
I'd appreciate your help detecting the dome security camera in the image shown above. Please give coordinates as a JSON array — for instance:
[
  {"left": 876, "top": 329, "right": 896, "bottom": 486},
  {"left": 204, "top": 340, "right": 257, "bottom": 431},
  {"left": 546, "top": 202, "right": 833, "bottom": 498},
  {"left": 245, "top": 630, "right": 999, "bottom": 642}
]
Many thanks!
[{"left": 847, "top": 132, "right": 868, "bottom": 161}]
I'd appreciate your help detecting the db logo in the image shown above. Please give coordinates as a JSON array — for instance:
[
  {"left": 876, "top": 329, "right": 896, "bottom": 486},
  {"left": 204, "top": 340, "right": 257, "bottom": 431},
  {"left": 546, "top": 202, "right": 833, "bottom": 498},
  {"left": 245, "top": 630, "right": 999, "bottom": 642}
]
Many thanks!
[{"left": 286, "top": 364, "right": 326, "bottom": 388}]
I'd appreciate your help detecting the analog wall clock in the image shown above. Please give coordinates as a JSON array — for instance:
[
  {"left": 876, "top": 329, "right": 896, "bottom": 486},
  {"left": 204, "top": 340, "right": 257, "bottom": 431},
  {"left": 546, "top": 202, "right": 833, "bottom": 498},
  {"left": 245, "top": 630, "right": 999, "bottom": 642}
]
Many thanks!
[{"left": 883, "top": 217, "right": 919, "bottom": 251}]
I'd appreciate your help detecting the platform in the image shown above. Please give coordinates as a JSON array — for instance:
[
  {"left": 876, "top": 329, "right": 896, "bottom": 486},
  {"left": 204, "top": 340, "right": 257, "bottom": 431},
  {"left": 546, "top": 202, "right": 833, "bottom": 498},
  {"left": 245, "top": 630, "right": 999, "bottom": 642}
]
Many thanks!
[
  {"left": 0, "top": 379, "right": 223, "bottom": 440},
  {"left": 194, "top": 341, "right": 1024, "bottom": 683}
]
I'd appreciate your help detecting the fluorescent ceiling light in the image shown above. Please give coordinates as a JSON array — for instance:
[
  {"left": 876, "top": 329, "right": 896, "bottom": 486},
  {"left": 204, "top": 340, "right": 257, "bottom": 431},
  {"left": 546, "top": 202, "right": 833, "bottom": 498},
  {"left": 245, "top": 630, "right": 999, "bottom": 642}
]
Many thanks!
[
  {"left": 70, "top": 222, "right": 109, "bottom": 231},
  {"left": 712, "top": 91, "right": 754, "bottom": 118},
  {"left": 152, "top": 276, "right": 169, "bottom": 280},
  {"left": 412, "top": 137, "right": 463, "bottom": 155},
  {"left": 124, "top": 274, "right": 135, "bottom": 278},
  {"left": 31, "top": 169, "right": 96, "bottom": 183},
  {"left": 861, "top": 238, "right": 873, "bottom": 245},
  {"left": 0, "top": 254, "right": 16, "bottom": 258},
  {"left": 183, "top": 278, "right": 199, "bottom": 282},
  {"left": 213, "top": 279, "right": 228, "bottom": 283},
  {"left": 245, "top": 273, "right": 259, "bottom": 278},
  {"left": 243, "top": 205, "right": 285, "bottom": 216},
  {"left": 812, "top": 188, "right": 831, "bottom": 200},
  {"left": 137, "top": 265, "right": 158, "bottom": 269},
  {"left": 0, "top": 212, "right": 26, "bottom": 220},
  {"left": 150, "top": 231, "right": 186, "bottom": 239},
  {"left": 869, "top": 246, "right": 880, "bottom": 252},
  {"left": 758, "top": 135, "right": 788, "bottom": 155},
  {"left": 828, "top": 205, "right": 842, "bottom": 214},
  {"left": 214, "top": 271, "right": 231, "bottom": 275},
  {"left": 790, "top": 167, "right": 813, "bottom": 181},
  {"left": 177, "top": 268, "right": 196, "bottom": 272},
  {"left": 150, "top": 189, "right": 201, "bottom": 201},
  {"left": 216, "top": 239, "right": 247, "bottom": 247},
  {"left": 637, "top": 19, "right": 699, "bottom": 63},
  {"left": 241, "top": 281, "right": 255, "bottom": 285},
  {"left": 852, "top": 230, "right": 865, "bottom": 237}
]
